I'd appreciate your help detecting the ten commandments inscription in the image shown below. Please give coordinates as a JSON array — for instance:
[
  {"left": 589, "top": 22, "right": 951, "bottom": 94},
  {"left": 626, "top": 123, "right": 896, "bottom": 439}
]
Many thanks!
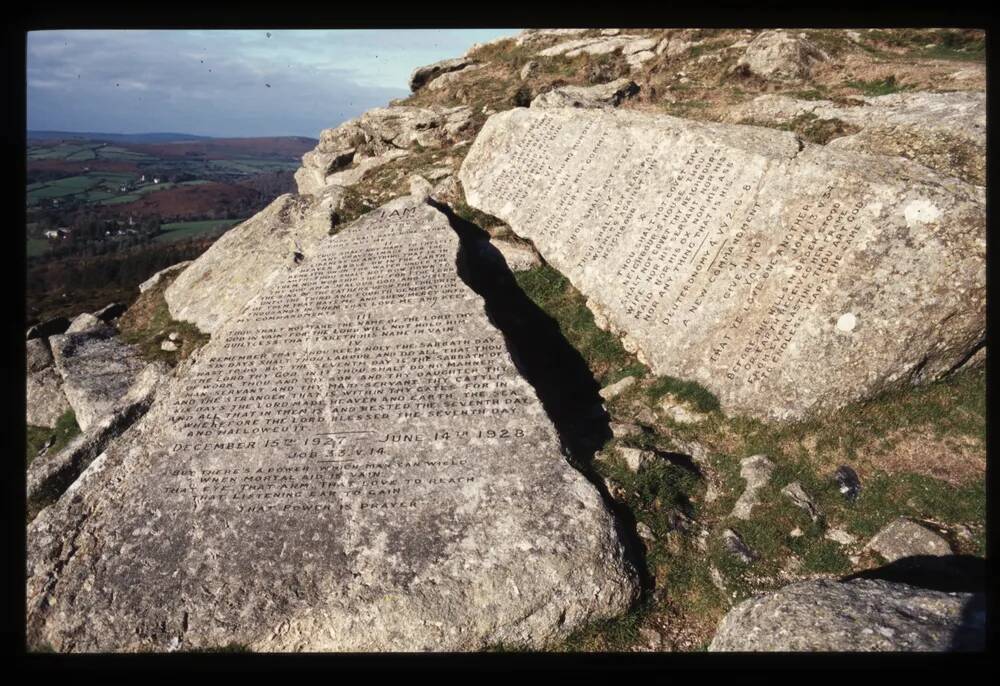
[
  {"left": 26, "top": 197, "right": 637, "bottom": 652},
  {"left": 461, "top": 108, "right": 985, "bottom": 420}
]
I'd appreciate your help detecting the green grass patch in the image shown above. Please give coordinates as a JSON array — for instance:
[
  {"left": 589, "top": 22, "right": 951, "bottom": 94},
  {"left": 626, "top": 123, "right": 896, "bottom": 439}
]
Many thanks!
[
  {"left": 330, "top": 187, "right": 375, "bottom": 232},
  {"left": 155, "top": 219, "right": 240, "bottom": 244},
  {"left": 557, "top": 597, "right": 653, "bottom": 652},
  {"left": 99, "top": 194, "right": 141, "bottom": 205},
  {"left": 865, "top": 28, "right": 985, "bottom": 62},
  {"left": 644, "top": 376, "right": 720, "bottom": 414},
  {"left": 785, "top": 88, "right": 828, "bottom": 101},
  {"left": 118, "top": 275, "right": 210, "bottom": 365},
  {"left": 26, "top": 238, "right": 50, "bottom": 257},
  {"left": 748, "top": 112, "right": 861, "bottom": 145},
  {"left": 846, "top": 75, "right": 913, "bottom": 97},
  {"left": 514, "top": 265, "right": 643, "bottom": 385},
  {"left": 451, "top": 199, "right": 506, "bottom": 231},
  {"left": 26, "top": 410, "right": 80, "bottom": 466}
]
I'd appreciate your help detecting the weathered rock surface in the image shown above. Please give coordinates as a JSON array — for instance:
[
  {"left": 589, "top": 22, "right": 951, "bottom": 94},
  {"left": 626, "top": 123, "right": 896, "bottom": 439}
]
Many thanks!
[
  {"left": 410, "top": 57, "right": 477, "bottom": 92},
  {"left": 731, "top": 455, "right": 774, "bottom": 520},
  {"left": 26, "top": 339, "right": 71, "bottom": 429},
  {"left": 139, "top": 261, "right": 192, "bottom": 294},
  {"left": 460, "top": 107, "right": 985, "bottom": 420},
  {"left": 49, "top": 328, "right": 146, "bottom": 432},
  {"left": 866, "top": 518, "right": 954, "bottom": 563},
  {"left": 27, "top": 197, "right": 637, "bottom": 652},
  {"left": 537, "top": 35, "right": 648, "bottom": 58},
  {"left": 513, "top": 29, "right": 589, "bottom": 47},
  {"left": 727, "top": 91, "right": 986, "bottom": 184},
  {"left": 599, "top": 375, "right": 636, "bottom": 401},
  {"left": 28, "top": 362, "right": 170, "bottom": 513},
  {"left": 615, "top": 446, "right": 652, "bottom": 473},
  {"left": 65, "top": 312, "right": 112, "bottom": 335},
  {"left": 734, "top": 30, "right": 828, "bottom": 82},
  {"left": 426, "top": 64, "right": 484, "bottom": 91},
  {"left": 485, "top": 238, "right": 542, "bottom": 272},
  {"left": 165, "top": 191, "right": 340, "bottom": 334},
  {"left": 709, "top": 578, "right": 984, "bottom": 651},
  {"left": 781, "top": 481, "right": 820, "bottom": 521},
  {"left": 658, "top": 395, "right": 708, "bottom": 424},
  {"left": 531, "top": 79, "right": 639, "bottom": 110},
  {"left": 295, "top": 105, "right": 473, "bottom": 196},
  {"left": 721, "top": 528, "right": 756, "bottom": 564},
  {"left": 27, "top": 337, "right": 53, "bottom": 373}
]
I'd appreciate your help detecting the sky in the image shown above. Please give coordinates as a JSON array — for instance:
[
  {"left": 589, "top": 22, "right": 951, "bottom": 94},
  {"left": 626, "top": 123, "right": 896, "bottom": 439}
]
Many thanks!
[{"left": 27, "top": 29, "right": 517, "bottom": 139}]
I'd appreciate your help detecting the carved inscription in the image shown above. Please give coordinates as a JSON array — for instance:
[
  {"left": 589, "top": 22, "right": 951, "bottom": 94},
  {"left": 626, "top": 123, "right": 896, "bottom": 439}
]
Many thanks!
[
  {"left": 157, "top": 200, "right": 547, "bottom": 514},
  {"left": 459, "top": 109, "right": 910, "bottom": 418}
]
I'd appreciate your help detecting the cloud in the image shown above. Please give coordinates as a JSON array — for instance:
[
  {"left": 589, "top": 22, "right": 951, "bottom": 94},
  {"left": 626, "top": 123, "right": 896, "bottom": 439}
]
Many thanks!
[{"left": 26, "top": 28, "right": 516, "bottom": 137}]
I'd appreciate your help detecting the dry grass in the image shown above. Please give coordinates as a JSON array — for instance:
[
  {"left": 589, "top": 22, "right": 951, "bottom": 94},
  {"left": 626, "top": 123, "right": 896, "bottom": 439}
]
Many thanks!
[{"left": 860, "top": 428, "right": 985, "bottom": 487}]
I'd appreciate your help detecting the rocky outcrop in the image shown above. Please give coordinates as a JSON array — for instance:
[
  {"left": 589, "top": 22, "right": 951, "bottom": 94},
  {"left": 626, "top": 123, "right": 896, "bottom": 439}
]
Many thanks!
[
  {"left": 28, "top": 361, "right": 170, "bottom": 514},
  {"left": 531, "top": 79, "right": 639, "bottom": 109},
  {"left": 410, "top": 57, "right": 477, "bottom": 92},
  {"left": 726, "top": 91, "right": 986, "bottom": 184},
  {"left": 26, "top": 338, "right": 71, "bottom": 429},
  {"left": 460, "top": 107, "right": 985, "bottom": 420},
  {"left": 49, "top": 328, "right": 146, "bottom": 432},
  {"left": 733, "top": 30, "right": 829, "bottom": 82},
  {"left": 26, "top": 197, "right": 637, "bottom": 652},
  {"left": 139, "top": 261, "right": 192, "bottom": 294},
  {"left": 65, "top": 312, "right": 112, "bottom": 335},
  {"left": 513, "top": 29, "right": 589, "bottom": 47},
  {"left": 537, "top": 35, "right": 650, "bottom": 58},
  {"left": 295, "top": 105, "right": 474, "bottom": 196},
  {"left": 426, "top": 64, "right": 484, "bottom": 91},
  {"left": 165, "top": 191, "right": 341, "bottom": 334},
  {"left": 709, "top": 578, "right": 984, "bottom": 651}
]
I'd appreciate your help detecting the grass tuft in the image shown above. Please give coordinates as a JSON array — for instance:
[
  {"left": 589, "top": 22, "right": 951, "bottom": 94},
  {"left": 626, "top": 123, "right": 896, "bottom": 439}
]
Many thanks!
[
  {"left": 117, "top": 274, "right": 209, "bottom": 365},
  {"left": 514, "top": 265, "right": 644, "bottom": 385},
  {"left": 26, "top": 410, "right": 80, "bottom": 466},
  {"left": 846, "top": 75, "right": 913, "bottom": 96},
  {"left": 644, "top": 376, "right": 720, "bottom": 414}
]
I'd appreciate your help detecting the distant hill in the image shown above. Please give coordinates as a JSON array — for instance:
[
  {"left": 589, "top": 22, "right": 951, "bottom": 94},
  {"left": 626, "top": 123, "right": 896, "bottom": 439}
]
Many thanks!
[{"left": 27, "top": 131, "right": 216, "bottom": 144}]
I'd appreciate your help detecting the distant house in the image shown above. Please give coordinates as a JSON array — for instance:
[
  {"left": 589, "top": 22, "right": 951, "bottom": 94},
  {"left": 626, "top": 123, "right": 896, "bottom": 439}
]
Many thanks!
[{"left": 45, "top": 228, "right": 71, "bottom": 239}]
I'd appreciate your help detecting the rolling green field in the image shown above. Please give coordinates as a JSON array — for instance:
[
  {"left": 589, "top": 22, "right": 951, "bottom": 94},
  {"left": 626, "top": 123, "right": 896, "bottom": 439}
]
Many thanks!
[
  {"left": 26, "top": 238, "right": 50, "bottom": 257},
  {"left": 27, "top": 172, "right": 134, "bottom": 205},
  {"left": 27, "top": 174, "right": 216, "bottom": 207},
  {"left": 154, "top": 219, "right": 241, "bottom": 243},
  {"left": 27, "top": 142, "right": 154, "bottom": 162}
]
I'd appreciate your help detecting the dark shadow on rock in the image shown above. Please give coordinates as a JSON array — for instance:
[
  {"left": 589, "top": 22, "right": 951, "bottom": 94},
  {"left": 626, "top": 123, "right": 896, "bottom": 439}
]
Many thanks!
[
  {"left": 842, "top": 554, "right": 986, "bottom": 594},
  {"left": 951, "top": 593, "right": 987, "bottom": 651},
  {"left": 429, "top": 198, "right": 654, "bottom": 595}
]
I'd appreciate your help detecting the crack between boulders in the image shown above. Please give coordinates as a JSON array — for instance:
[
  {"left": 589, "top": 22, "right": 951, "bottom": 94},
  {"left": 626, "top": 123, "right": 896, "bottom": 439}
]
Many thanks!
[{"left": 428, "top": 198, "right": 654, "bottom": 598}]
